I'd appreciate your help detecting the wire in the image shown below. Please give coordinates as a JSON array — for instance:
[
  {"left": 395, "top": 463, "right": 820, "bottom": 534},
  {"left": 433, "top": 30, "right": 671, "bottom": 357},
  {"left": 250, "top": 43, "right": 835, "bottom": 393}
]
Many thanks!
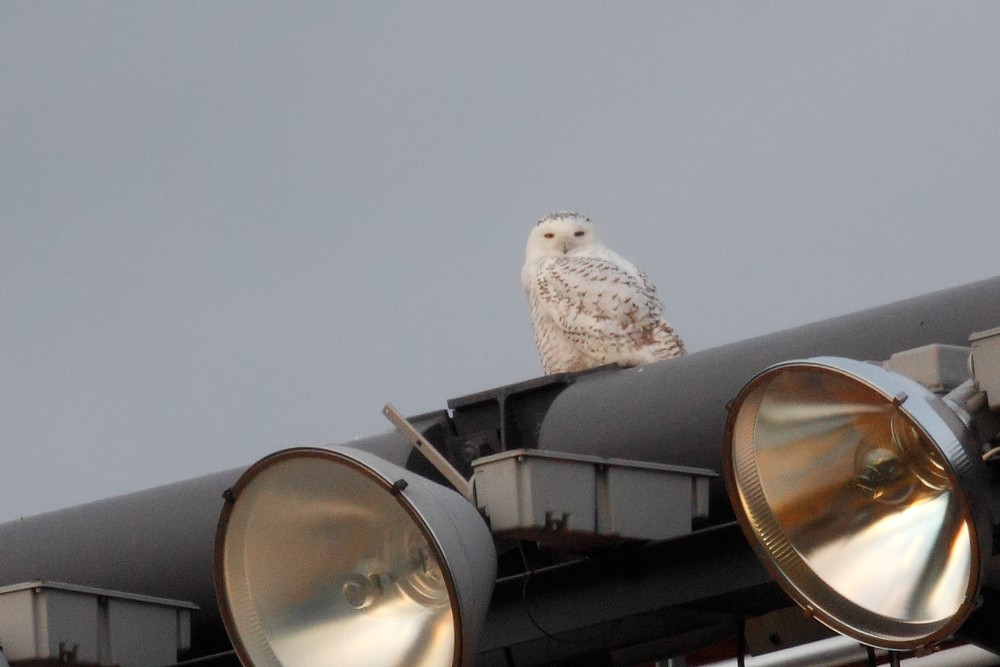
[
  {"left": 982, "top": 445, "right": 1000, "bottom": 461},
  {"left": 156, "top": 651, "right": 236, "bottom": 667},
  {"left": 515, "top": 542, "right": 622, "bottom": 646},
  {"left": 736, "top": 617, "right": 746, "bottom": 667}
]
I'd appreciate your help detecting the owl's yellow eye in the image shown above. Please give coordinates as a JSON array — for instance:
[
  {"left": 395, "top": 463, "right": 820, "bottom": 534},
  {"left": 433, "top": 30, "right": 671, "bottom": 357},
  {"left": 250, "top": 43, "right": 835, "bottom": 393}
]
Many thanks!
[
  {"left": 544, "top": 232, "right": 555, "bottom": 239},
  {"left": 574, "top": 231, "right": 585, "bottom": 237}
]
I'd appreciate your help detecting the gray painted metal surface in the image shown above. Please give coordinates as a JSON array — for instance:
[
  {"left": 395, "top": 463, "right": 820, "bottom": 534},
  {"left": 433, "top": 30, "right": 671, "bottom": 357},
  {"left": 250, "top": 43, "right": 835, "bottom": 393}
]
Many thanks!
[
  {"left": 701, "top": 637, "right": 1000, "bottom": 667},
  {"left": 478, "top": 523, "right": 783, "bottom": 666},
  {"left": 0, "top": 275, "right": 997, "bottom": 663},
  {"left": 538, "top": 275, "right": 1000, "bottom": 519},
  {"left": 0, "top": 581, "right": 196, "bottom": 666},
  {"left": 0, "top": 467, "right": 241, "bottom": 637},
  {"left": 0, "top": 432, "right": 414, "bottom": 642}
]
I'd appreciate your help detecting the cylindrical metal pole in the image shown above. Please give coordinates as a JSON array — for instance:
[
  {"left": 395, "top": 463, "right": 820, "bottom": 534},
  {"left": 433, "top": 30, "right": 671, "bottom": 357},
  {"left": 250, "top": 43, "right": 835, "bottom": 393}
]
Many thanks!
[
  {"left": 1, "top": 276, "right": 998, "bottom": 655},
  {"left": 0, "top": 432, "right": 414, "bottom": 647},
  {"left": 537, "top": 275, "right": 1000, "bottom": 519}
]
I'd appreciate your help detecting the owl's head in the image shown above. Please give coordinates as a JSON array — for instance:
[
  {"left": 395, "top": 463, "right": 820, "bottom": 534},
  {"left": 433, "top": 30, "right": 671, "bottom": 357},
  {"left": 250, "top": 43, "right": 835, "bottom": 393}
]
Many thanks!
[{"left": 525, "top": 211, "right": 601, "bottom": 260}]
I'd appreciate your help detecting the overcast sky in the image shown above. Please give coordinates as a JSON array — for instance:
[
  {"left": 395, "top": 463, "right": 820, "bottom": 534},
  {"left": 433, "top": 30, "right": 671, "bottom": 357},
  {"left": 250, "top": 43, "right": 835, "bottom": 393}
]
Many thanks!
[{"left": 3, "top": 3, "right": 999, "bottom": 522}]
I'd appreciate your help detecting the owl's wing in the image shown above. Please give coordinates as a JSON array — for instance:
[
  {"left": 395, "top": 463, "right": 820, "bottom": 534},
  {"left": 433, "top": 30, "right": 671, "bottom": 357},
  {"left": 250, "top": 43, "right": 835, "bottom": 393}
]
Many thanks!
[{"left": 531, "top": 255, "right": 664, "bottom": 356}]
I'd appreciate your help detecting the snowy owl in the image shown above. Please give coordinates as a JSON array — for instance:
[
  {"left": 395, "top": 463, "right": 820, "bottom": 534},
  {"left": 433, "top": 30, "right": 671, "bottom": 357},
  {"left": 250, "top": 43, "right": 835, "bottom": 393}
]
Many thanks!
[{"left": 522, "top": 211, "right": 685, "bottom": 375}]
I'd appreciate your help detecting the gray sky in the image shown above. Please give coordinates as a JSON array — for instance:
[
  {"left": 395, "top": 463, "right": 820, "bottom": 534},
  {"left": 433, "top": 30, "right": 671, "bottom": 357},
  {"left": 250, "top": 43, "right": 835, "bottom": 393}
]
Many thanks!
[{"left": 3, "top": 3, "right": 999, "bottom": 523}]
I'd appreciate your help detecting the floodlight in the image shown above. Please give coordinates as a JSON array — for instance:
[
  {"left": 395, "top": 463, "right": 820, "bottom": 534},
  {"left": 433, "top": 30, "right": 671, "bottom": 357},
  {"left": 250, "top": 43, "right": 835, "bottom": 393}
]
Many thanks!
[
  {"left": 723, "top": 357, "right": 993, "bottom": 650},
  {"left": 215, "top": 447, "right": 496, "bottom": 667}
]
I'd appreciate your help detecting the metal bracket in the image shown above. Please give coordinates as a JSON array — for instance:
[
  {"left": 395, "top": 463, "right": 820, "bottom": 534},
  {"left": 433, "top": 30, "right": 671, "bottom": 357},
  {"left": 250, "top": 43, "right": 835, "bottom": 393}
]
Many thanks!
[{"left": 383, "top": 403, "right": 474, "bottom": 502}]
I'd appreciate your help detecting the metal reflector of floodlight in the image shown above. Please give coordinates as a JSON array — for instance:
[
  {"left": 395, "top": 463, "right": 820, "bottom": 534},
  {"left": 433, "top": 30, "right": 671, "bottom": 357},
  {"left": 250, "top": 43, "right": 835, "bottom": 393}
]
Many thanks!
[
  {"left": 723, "top": 357, "right": 993, "bottom": 650},
  {"left": 215, "top": 447, "right": 497, "bottom": 667}
]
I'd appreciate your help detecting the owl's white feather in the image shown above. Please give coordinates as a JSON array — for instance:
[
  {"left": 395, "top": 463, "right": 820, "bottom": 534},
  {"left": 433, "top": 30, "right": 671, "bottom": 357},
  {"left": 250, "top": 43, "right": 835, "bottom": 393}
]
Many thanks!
[{"left": 522, "top": 211, "right": 685, "bottom": 375}]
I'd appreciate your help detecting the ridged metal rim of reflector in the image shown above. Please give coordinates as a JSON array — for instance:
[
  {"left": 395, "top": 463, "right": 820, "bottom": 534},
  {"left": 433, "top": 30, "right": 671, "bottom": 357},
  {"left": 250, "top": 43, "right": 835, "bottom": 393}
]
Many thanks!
[
  {"left": 722, "top": 356, "right": 992, "bottom": 650},
  {"left": 213, "top": 447, "right": 468, "bottom": 667}
]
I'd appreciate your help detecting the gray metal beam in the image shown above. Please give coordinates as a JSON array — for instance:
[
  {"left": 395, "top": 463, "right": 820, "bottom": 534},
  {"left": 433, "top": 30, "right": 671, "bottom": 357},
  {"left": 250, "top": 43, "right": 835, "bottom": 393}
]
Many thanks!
[
  {"left": 477, "top": 523, "right": 788, "bottom": 665},
  {"left": 1, "top": 275, "right": 998, "bottom": 662},
  {"left": 0, "top": 431, "right": 416, "bottom": 649},
  {"left": 537, "top": 275, "right": 1000, "bottom": 519}
]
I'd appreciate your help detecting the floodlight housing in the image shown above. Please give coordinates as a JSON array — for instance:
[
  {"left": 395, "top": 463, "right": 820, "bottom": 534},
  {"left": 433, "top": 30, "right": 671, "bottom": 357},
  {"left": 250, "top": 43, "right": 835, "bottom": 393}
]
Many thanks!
[
  {"left": 215, "top": 447, "right": 496, "bottom": 667},
  {"left": 723, "top": 357, "right": 993, "bottom": 650}
]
